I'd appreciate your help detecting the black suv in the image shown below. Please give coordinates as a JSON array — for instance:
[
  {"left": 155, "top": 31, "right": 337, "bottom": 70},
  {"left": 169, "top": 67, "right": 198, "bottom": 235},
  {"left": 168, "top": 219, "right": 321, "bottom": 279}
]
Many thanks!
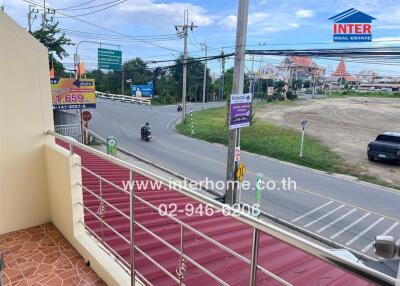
[{"left": 367, "top": 132, "right": 400, "bottom": 163}]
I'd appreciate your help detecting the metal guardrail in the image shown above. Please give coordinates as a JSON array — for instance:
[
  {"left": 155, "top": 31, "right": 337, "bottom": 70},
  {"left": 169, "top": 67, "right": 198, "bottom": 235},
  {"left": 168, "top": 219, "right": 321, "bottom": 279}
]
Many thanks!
[
  {"left": 55, "top": 124, "right": 81, "bottom": 142},
  {"left": 96, "top": 91, "right": 151, "bottom": 106},
  {"left": 46, "top": 130, "right": 397, "bottom": 286}
]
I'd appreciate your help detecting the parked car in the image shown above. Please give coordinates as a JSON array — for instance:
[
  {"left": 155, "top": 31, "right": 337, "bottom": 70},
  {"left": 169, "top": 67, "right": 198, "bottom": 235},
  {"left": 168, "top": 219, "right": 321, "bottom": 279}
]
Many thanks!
[{"left": 367, "top": 132, "right": 400, "bottom": 163}]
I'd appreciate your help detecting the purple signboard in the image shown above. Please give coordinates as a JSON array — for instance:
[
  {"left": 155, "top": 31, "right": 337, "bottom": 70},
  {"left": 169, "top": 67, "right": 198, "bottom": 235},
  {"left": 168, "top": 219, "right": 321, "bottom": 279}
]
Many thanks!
[{"left": 229, "top": 93, "right": 253, "bottom": 129}]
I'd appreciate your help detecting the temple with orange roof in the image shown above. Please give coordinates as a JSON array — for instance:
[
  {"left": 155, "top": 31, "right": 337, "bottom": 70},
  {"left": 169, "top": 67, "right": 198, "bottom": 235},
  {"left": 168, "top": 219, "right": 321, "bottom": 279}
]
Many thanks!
[{"left": 332, "top": 58, "right": 357, "bottom": 83}]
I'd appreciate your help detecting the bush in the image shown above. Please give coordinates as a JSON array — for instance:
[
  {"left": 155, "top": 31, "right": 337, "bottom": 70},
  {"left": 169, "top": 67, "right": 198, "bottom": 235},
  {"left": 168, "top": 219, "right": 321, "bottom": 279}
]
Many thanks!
[{"left": 286, "top": 91, "right": 297, "bottom": 100}]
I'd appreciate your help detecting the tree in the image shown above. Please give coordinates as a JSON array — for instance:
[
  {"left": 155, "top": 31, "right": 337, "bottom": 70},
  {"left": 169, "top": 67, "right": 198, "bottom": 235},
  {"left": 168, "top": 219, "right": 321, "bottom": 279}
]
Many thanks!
[
  {"left": 273, "top": 80, "right": 285, "bottom": 100},
  {"left": 170, "top": 55, "right": 212, "bottom": 102},
  {"left": 31, "top": 22, "right": 73, "bottom": 77}
]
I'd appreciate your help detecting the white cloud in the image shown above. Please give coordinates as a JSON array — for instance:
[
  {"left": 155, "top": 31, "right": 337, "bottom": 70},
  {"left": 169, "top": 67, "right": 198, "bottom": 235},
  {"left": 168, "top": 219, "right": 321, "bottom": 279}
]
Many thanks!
[
  {"left": 219, "top": 12, "right": 270, "bottom": 31},
  {"left": 295, "top": 9, "right": 314, "bottom": 18},
  {"left": 218, "top": 14, "right": 237, "bottom": 30},
  {"left": 288, "top": 22, "right": 300, "bottom": 28},
  {"left": 261, "top": 22, "right": 300, "bottom": 33},
  {"left": 373, "top": 36, "right": 400, "bottom": 45},
  {"left": 118, "top": 0, "right": 213, "bottom": 27},
  {"left": 249, "top": 12, "right": 270, "bottom": 25}
]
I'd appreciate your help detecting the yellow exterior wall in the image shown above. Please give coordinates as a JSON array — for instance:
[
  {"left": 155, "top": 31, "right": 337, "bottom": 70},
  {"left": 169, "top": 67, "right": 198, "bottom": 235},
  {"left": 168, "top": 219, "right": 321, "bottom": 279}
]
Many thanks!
[
  {"left": 0, "top": 11, "right": 54, "bottom": 234},
  {"left": 0, "top": 12, "right": 135, "bottom": 285}
]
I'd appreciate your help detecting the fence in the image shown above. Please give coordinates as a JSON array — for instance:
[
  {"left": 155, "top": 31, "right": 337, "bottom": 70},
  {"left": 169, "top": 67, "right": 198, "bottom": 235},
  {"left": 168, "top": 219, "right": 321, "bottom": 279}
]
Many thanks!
[
  {"left": 96, "top": 91, "right": 151, "bottom": 106},
  {"left": 54, "top": 124, "right": 81, "bottom": 142}
]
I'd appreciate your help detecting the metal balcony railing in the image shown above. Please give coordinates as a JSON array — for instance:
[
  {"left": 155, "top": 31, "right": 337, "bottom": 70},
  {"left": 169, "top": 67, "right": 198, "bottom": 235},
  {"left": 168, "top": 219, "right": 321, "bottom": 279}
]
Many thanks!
[{"left": 46, "top": 130, "right": 397, "bottom": 286}]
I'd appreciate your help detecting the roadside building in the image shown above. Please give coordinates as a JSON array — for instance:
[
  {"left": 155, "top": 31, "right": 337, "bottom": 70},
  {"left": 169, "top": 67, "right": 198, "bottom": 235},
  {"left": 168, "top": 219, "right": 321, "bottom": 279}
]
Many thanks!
[
  {"left": 359, "top": 83, "right": 400, "bottom": 91},
  {"left": 356, "top": 69, "right": 378, "bottom": 83},
  {"left": 279, "top": 56, "right": 325, "bottom": 81}
]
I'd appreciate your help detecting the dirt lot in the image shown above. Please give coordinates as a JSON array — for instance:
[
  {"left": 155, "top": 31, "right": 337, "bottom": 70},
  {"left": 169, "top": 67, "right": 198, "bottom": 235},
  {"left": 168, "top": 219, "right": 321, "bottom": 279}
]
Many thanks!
[{"left": 256, "top": 97, "right": 400, "bottom": 187}]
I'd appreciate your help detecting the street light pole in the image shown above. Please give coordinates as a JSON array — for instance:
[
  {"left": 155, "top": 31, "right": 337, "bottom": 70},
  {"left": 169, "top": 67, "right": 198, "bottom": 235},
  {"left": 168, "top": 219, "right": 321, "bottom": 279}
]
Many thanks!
[
  {"left": 201, "top": 41, "right": 207, "bottom": 110},
  {"left": 225, "top": 0, "right": 249, "bottom": 206}
]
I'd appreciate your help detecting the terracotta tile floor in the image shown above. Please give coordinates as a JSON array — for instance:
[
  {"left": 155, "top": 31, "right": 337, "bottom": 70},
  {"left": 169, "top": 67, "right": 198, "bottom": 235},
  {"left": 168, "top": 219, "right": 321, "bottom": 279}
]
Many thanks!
[{"left": 0, "top": 223, "right": 106, "bottom": 286}]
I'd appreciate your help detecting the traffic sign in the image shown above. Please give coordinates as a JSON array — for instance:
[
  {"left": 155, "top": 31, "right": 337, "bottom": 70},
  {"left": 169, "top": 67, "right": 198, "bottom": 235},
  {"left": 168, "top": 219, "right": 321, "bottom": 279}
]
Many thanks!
[
  {"left": 98, "top": 48, "right": 122, "bottom": 70},
  {"left": 82, "top": 111, "right": 92, "bottom": 122},
  {"left": 234, "top": 147, "right": 240, "bottom": 162},
  {"left": 236, "top": 163, "right": 247, "bottom": 182}
]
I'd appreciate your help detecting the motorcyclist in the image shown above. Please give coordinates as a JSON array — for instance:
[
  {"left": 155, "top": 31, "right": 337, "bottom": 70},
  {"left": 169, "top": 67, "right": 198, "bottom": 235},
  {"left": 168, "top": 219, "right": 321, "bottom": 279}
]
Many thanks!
[{"left": 141, "top": 122, "right": 151, "bottom": 136}]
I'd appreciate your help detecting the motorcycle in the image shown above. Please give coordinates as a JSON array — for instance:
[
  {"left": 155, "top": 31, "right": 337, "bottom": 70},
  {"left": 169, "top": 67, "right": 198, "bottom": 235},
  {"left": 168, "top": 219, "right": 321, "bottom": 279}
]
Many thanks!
[
  {"left": 140, "top": 126, "right": 152, "bottom": 142},
  {"left": 177, "top": 103, "right": 182, "bottom": 112}
]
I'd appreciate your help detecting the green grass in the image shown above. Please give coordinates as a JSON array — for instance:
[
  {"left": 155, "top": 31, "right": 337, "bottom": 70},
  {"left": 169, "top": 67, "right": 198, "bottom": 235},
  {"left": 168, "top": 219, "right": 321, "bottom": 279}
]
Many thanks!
[
  {"left": 176, "top": 106, "right": 400, "bottom": 190},
  {"left": 325, "top": 90, "right": 400, "bottom": 98},
  {"left": 176, "top": 107, "right": 345, "bottom": 173}
]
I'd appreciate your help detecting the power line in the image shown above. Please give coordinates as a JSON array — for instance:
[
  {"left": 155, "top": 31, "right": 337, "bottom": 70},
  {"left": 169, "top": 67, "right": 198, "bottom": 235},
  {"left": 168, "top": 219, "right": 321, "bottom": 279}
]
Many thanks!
[
  {"left": 22, "top": 0, "right": 181, "bottom": 52},
  {"left": 60, "top": 28, "right": 179, "bottom": 39},
  {"left": 56, "top": 0, "right": 96, "bottom": 10},
  {"left": 63, "top": 31, "right": 180, "bottom": 42},
  {"left": 247, "top": 47, "right": 400, "bottom": 57},
  {"left": 57, "top": 0, "right": 127, "bottom": 17},
  {"left": 60, "top": 0, "right": 121, "bottom": 11}
]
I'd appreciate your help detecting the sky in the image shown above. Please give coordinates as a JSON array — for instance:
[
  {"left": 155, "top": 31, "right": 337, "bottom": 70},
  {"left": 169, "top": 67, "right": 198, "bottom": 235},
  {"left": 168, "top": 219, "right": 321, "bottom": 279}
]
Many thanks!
[{"left": 2, "top": 0, "right": 400, "bottom": 76}]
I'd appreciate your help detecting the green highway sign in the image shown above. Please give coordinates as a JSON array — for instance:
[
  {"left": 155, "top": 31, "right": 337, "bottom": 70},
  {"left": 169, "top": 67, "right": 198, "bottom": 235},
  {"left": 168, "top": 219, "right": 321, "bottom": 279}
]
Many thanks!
[{"left": 98, "top": 48, "right": 122, "bottom": 70}]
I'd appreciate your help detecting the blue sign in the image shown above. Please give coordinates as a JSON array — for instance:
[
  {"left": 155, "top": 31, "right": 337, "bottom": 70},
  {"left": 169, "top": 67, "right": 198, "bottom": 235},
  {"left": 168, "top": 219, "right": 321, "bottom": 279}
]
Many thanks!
[
  {"left": 329, "top": 8, "right": 376, "bottom": 42},
  {"left": 131, "top": 84, "right": 153, "bottom": 97}
]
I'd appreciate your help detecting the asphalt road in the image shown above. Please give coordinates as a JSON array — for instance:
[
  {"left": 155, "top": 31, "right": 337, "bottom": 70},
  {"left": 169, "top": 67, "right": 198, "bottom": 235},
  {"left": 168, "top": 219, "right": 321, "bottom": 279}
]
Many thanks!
[{"left": 90, "top": 98, "right": 400, "bottom": 259}]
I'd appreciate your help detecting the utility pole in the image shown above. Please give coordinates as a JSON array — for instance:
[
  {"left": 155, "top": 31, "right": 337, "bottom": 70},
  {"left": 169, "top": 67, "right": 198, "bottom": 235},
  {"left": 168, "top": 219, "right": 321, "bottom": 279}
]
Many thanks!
[
  {"left": 249, "top": 55, "right": 255, "bottom": 95},
  {"left": 27, "top": 5, "right": 38, "bottom": 33},
  {"left": 257, "top": 55, "right": 263, "bottom": 94},
  {"left": 41, "top": 0, "right": 46, "bottom": 27},
  {"left": 221, "top": 49, "right": 225, "bottom": 100},
  {"left": 329, "top": 65, "right": 332, "bottom": 96},
  {"left": 40, "top": 0, "right": 55, "bottom": 29},
  {"left": 225, "top": 0, "right": 249, "bottom": 206},
  {"left": 121, "top": 68, "right": 125, "bottom": 95},
  {"left": 200, "top": 40, "right": 207, "bottom": 110},
  {"left": 175, "top": 10, "right": 197, "bottom": 122}
]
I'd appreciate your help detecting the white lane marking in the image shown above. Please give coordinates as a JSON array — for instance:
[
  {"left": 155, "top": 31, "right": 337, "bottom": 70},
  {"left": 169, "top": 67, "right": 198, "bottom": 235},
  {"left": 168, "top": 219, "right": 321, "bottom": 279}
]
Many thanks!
[
  {"left": 361, "top": 222, "right": 399, "bottom": 253},
  {"left": 303, "top": 205, "right": 345, "bottom": 228},
  {"left": 316, "top": 208, "right": 357, "bottom": 233},
  {"left": 345, "top": 217, "right": 385, "bottom": 246},
  {"left": 331, "top": 213, "right": 371, "bottom": 239},
  {"left": 166, "top": 116, "right": 180, "bottom": 130},
  {"left": 291, "top": 201, "right": 333, "bottom": 223}
]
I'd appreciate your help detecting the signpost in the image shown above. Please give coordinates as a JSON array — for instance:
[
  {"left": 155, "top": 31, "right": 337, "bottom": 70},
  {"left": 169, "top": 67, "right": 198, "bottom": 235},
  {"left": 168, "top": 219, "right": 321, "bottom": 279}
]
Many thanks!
[
  {"left": 131, "top": 82, "right": 154, "bottom": 97},
  {"left": 98, "top": 48, "right": 122, "bottom": 70},
  {"left": 300, "top": 117, "right": 308, "bottom": 157},
  {"left": 82, "top": 111, "right": 92, "bottom": 145},
  {"left": 51, "top": 78, "right": 96, "bottom": 110},
  {"left": 229, "top": 93, "right": 252, "bottom": 129}
]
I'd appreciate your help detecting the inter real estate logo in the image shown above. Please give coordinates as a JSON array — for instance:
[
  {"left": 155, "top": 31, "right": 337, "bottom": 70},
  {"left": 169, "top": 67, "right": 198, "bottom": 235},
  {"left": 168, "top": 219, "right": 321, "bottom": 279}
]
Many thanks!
[{"left": 329, "top": 8, "right": 376, "bottom": 42}]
